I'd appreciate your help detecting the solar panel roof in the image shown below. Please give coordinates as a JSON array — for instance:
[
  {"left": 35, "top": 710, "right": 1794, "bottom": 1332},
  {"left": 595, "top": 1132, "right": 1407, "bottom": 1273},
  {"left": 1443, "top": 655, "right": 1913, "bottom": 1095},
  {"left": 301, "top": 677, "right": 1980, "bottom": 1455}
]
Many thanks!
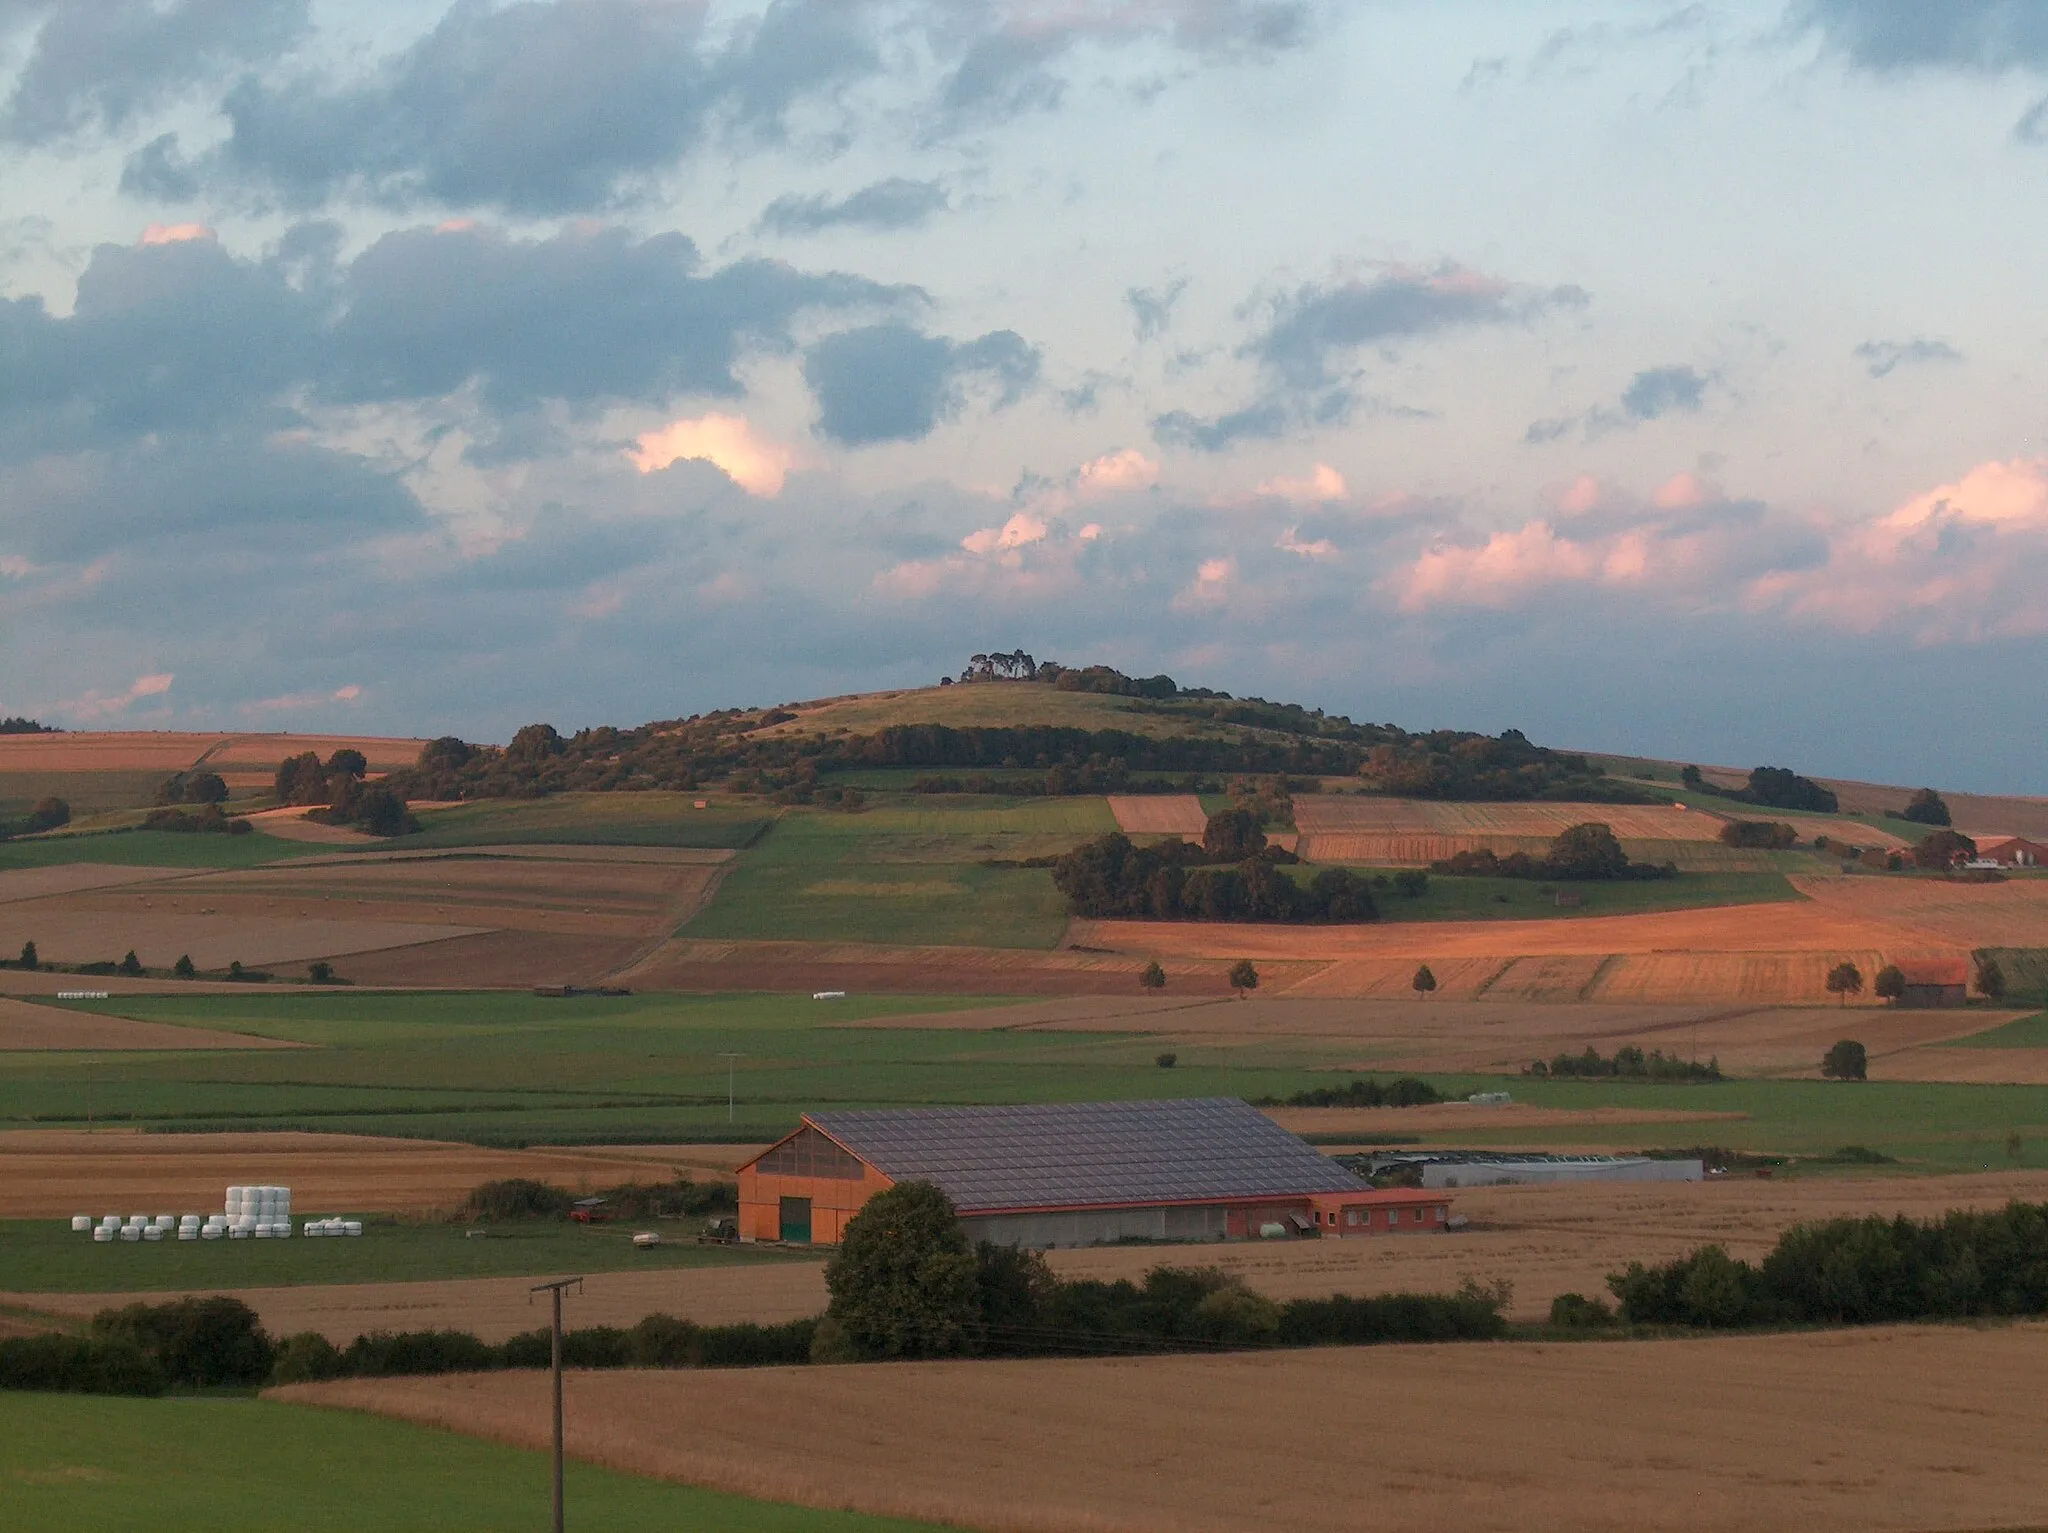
[{"left": 806, "top": 1098, "right": 1363, "bottom": 1214}]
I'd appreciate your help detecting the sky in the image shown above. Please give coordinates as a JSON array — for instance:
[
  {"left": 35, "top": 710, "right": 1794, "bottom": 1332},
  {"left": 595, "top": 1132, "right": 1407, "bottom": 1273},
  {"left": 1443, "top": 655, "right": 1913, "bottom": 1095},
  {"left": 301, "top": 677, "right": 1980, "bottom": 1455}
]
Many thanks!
[{"left": 3, "top": 0, "right": 2046, "bottom": 791}]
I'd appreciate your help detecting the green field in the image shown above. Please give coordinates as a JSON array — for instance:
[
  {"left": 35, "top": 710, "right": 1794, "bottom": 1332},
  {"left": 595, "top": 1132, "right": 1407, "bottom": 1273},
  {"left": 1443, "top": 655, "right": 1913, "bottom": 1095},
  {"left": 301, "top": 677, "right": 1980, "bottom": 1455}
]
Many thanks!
[
  {"left": 0, "top": 830, "right": 313, "bottom": 871},
  {"left": 0, "top": 1394, "right": 954, "bottom": 1533},
  {"left": 0, "top": 770, "right": 170, "bottom": 818},
  {"left": 8, "top": 990, "right": 2048, "bottom": 1174},
  {"left": 681, "top": 801, "right": 1107, "bottom": 948},
  {"left": 0, "top": 1218, "right": 810, "bottom": 1295},
  {"left": 394, "top": 793, "right": 769, "bottom": 851}
]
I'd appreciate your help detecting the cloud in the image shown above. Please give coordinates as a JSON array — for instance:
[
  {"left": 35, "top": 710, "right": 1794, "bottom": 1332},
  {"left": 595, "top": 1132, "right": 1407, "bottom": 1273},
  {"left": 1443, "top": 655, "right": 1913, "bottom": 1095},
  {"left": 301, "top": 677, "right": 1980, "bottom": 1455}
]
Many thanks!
[
  {"left": 1257, "top": 462, "right": 1347, "bottom": 502},
  {"left": 629, "top": 413, "right": 798, "bottom": 496},
  {"left": 1172, "top": 555, "right": 1237, "bottom": 609},
  {"left": 242, "top": 682, "right": 365, "bottom": 715},
  {"left": 0, "top": 0, "right": 308, "bottom": 145},
  {"left": 804, "top": 321, "right": 1040, "bottom": 446},
  {"left": 1156, "top": 263, "right": 1587, "bottom": 449},
  {"left": 139, "top": 222, "right": 213, "bottom": 246},
  {"left": 1854, "top": 337, "right": 1964, "bottom": 378},
  {"left": 1526, "top": 363, "right": 1712, "bottom": 443},
  {"left": 59, "top": 670, "right": 174, "bottom": 722},
  {"left": 1795, "top": 1, "right": 2048, "bottom": 72},
  {"left": 1076, "top": 448, "right": 1159, "bottom": 495},
  {"left": 758, "top": 178, "right": 949, "bottom": 236},
  {"left": 1127, "top": 279, "right": 1188, "bottom": 342},
  {"left": 1275, "top": 528, "right": 1336, "bottom": 558},
  {"left": 960, "top": 510, "right": 1049, "bottom": 555}
]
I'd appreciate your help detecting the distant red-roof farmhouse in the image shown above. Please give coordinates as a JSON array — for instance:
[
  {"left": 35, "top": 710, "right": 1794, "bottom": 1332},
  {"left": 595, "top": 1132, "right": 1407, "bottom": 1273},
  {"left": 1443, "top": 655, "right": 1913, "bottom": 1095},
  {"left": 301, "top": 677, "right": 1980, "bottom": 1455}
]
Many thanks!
[{"left": 1972, "top": 835, "right": 2047, "bottom": 868}]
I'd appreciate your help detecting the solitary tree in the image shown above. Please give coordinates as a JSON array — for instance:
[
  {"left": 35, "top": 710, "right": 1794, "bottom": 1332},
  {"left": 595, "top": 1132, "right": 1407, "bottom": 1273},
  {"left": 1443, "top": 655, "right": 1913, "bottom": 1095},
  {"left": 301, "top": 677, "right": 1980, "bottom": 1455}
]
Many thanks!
[
  {"left": 119, "top": 950, "right": 143, "bottom": 977},
  {"left": 1821, "top": 1039, "right": 1868, "bottom": 1081},
  {"left": 1874, "top": 965, "right": 1906, "bottom": 1004},
  {"left": 18, "top": 940, "right": 37, "bottom": 971},
  {"left": 173, "top": 954, "right": 195, "bottom": 978},
  {"left": 823, "top": 1181, "right": 980, "bottom": 1360},
  {"left": 1825, "top": 962, "right": 1864, "bottom": 1007},
  {"left": 1545, "top": 822, "right": 1629, "bottom": 880},
  {"left": 325, "top": 748, "right": 367, "bottom": 779},
  {"left": 1412, "top": 964, "right": 1438, "bottom": 998},
  {"left": 1900, "top": 788, "right": 1951, "bottom": 827},
  {"left": 1228, "top": 959, "right": 1259, "bottom": 996},
  {"left": 25, "top": 796, "right": 70, "bottom": 832},
  {"left": 1976, "top": 957, "right": 2007, "bottom": 1002},
  {"left": 1139, "top": 961, "right": 1166, "bottom": 991}
]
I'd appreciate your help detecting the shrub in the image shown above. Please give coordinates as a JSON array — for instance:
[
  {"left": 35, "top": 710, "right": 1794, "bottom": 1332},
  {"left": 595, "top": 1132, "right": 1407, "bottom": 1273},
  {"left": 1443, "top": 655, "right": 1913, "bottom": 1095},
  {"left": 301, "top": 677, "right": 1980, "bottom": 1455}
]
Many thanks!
[
  {"left": 25, "top": 796, "right": 70, "bottom": 832},
  {"left": 1719, "top": 819, "right": 1796, "bottom": 850},
  {"left": 460, "top": 1178, "right": 573, "bottom": 1221},
  {"left": 1533, "top": 1046, "right": 1720, "bottom": 1083},
  {"left": 1139, "top": 960, "right": 1166, "bottom": 990},
  {"left": 1822, "top": 1039, "right": 1868, "bottom": 1081},
  {"left": 1548, "top": 1292, "right": 1618, "bottom": 1329},
  {"left": 1274, "top": 1077, "right": 1441, "bottom": 1108},
  {"left": 342, "top": 1329, "right": 499, "bottom": 1377},
  {"left": 91, "top": 1296, "right": 275, "bottom": 1387},
  {"left": 696, "top": 1318, "right": 816, "bottom": 1367},
  {"left": 1155, "top": 1051, "right": 1177, "bottom": 1068},
  {"left": 269, "top": 1332, "right": 343, "bottom": 1384},
  {"left": 1276, "top": 1286, "right": 1509, "bottom": 1346},
  {"left": 627, "top": 1314, "right": 702, "bottom": 1367},
  {"left": 0, "top": 1333, "right": 164, "bottom": 1396}
]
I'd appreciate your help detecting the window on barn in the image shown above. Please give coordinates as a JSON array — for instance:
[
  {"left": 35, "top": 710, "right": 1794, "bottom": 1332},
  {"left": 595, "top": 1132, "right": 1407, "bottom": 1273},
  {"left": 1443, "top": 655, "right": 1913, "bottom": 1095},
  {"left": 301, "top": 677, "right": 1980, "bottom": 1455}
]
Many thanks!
[{"left": 755, "top": 1126, "right": 866, "bottom": 1180}]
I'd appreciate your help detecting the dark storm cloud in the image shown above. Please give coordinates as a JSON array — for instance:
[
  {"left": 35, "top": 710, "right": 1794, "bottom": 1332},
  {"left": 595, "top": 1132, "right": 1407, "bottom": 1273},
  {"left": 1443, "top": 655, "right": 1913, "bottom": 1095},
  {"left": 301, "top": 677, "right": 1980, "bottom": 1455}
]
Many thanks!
[
  {"left": 0, "top": 0, "right": 307, "bottom": 144},
  {"left": 757, "top": 178, "right": 949, "bottom": 237},
  {"left": 804, "top": 321, "right": 1040, "bottom": 445},
  {"left": 1155, "top": 265, "right": 1586, "bottom": 450},
  {"left": 1855, "top": 337, "right": 1964, "bottom": 378}
]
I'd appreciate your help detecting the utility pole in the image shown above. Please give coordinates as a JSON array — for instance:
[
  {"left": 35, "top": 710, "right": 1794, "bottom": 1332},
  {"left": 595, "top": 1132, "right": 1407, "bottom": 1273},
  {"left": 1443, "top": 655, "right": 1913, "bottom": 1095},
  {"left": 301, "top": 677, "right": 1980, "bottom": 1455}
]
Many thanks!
[
  {"left": 530, "top": 1277, "right": 582, "bottom": 1533},
  {"left": 717, "top": 1052, "right": 743, "bottom": 1124}
]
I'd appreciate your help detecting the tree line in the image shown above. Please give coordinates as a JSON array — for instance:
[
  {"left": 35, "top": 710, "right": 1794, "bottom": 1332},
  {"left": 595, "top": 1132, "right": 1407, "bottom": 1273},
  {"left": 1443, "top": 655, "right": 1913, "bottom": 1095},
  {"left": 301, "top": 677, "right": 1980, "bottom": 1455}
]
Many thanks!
[
  {"left": 1681, "top": 764, "right": 1838, "bottom": 813},
  {"left": 1431, "top": 822, "right": 1675, "bottom": 882},
  {"left": 274, "top": 748, "right": 417, "bottom": 836},
  {"left": 1052, "top": 813, "right": 1379, "bottom": 923}
]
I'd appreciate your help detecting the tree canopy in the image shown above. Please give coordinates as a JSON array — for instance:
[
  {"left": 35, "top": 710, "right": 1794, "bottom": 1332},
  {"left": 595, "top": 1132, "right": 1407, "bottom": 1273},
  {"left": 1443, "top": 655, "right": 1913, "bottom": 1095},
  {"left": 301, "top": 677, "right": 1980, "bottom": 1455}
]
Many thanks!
[
  {"left": 823, "top": 1182, "right": 980, "bottom": 1360},
  {"left": 1899, "top": 788, "right": 1951, "bottom": 826}
]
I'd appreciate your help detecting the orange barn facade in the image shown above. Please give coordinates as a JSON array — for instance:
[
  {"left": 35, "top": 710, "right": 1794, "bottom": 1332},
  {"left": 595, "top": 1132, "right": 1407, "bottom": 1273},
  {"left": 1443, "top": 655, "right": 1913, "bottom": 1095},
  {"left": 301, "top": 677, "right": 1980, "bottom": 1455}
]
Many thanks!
[{"left": 736, "top": 1099, "right": 1451, "bottom": 1248}]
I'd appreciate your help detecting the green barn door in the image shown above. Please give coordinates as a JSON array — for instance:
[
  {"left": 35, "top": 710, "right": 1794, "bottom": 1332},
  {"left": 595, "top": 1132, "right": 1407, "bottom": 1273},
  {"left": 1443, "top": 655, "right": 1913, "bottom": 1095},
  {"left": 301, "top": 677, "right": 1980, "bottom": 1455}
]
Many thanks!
[{"left": 778, "top": 1197, "right": 813, "bottom": 1243}]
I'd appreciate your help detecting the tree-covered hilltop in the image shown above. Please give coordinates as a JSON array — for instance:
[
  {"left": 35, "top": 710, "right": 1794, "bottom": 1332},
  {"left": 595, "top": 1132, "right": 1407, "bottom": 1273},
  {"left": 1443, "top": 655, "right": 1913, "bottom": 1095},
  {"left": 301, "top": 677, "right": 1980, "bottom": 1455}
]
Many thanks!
[{"left": 386, "top": 659, "right": 1660, "bottom": 806}]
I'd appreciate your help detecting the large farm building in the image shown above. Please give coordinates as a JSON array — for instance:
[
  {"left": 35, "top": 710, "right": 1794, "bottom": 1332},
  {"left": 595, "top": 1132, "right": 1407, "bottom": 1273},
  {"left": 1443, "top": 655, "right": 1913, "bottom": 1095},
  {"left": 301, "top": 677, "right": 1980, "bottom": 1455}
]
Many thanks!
[{"left": 736, "top": 1097, "right": 1450, "bottom": 1247}]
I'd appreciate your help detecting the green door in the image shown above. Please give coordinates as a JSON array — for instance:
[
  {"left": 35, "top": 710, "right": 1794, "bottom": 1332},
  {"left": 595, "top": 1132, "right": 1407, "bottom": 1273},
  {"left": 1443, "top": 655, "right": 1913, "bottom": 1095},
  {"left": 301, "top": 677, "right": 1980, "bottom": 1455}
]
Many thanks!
[{"left": 778, "top": 1197, "right": 813, "bottom": 1243}]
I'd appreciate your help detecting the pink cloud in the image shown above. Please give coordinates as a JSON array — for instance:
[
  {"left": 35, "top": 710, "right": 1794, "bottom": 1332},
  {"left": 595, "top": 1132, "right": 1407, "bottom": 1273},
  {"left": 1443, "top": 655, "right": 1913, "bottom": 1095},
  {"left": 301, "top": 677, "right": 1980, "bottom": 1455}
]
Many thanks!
[
  {"left": 1400, "top": 522, "right": 1596, "bottom": 610},
  {"left": 1076, "top": 448, "right": 1158, "bottom": 496},
  {"left": 139, "top": 223, "right": 214, "bottom": 246},
  {"left": 241, "top": 683, "right": 365, "bottom": 715},
  {"left": 1276, "top": 528, "right": 1336, "bottom": 559},
  {"left": 629, "top": 414, "right": 798, "bottom": 496},
  {"left": 960, "top": 511, "right": 1050, "bottom": 555},
  {"left": 1257, "top": 463, "right": 1347, "bottom": 504},
  {"left": 1172, "top": 556, "right": 1236, "bottom": 611}
]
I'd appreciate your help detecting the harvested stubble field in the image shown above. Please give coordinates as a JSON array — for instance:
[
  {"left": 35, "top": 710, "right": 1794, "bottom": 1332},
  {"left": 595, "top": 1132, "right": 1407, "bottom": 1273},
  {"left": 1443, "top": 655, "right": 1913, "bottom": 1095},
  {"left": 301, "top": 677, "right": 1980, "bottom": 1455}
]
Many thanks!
[
  {"left": 1291, "top": 796, "right": 1726, "bottom": 867},
  {"left": 1815, "top": 775, "right": 2048, "bottom": 840},
  {"left": 282, "top": 1319, "right": 2048, "bottom": 1533},
  {"left": 1104, "top": 795, "right": 1208, "bottom": 836}
]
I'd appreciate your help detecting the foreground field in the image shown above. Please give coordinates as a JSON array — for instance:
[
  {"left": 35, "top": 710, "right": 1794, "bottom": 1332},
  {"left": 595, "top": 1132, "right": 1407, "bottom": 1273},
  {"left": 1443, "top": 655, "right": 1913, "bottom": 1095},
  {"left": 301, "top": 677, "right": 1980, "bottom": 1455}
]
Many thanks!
[
  {"left": 0, "top": 1394, "right": 947, "bottom": 1533},
  {"left": 283, "top": 1322, "right": 2048, "bottom": 1533}
]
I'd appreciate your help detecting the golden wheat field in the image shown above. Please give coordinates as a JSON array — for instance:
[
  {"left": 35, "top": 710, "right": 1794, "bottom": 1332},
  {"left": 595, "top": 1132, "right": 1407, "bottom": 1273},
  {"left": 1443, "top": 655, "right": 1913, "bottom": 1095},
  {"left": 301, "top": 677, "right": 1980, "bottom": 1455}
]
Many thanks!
[
  {"left": 1105, "top": 795, "right": 1209, "bottom": 835},
  {"left": 277, "top": 1319, "right": 2048, "bottom": 1533}
]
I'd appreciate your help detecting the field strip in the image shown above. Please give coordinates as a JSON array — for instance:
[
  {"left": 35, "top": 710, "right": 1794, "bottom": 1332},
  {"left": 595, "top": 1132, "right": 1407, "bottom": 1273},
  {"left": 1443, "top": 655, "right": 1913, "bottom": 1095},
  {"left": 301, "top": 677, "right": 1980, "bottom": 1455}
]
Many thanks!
[
  {"left": 0, "top": 864, "right": 198, "bottom": 905},
  {"left": 0, "top": 997, "right": 303, "bottom": 1052},
  {"left": 1106, "top": 795, "right": 1207, "bottom": 836},
  {"left": 0, "top": 911, "right": 494, "bottom": 969},
  {"left": 279, "top": 845, "right": 738, "bottom": 867},
  {"left": 0, "top": 1130, "right": 710, "bottom": 1219},
  {"left": 241, "top": 807, "right": 384, "bottom": 845},
  {"left": 277, "top": 1320, "right": 2048, "bottom": 1533},
  {"left": 1292, "top": 796, "right": 1724, "bottom": 842}
]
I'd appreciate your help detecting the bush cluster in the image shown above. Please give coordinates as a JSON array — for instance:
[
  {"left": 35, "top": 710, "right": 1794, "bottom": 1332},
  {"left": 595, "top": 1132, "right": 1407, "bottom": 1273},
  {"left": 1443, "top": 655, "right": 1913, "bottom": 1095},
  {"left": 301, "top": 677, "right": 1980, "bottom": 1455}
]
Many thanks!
[
  {"left": 1260, "top": 1077, "right": 1443, "bottom": 1108},
  {"left": 1051, "top": 830, "right": 1376, "bottom": 924},
  {"left": 0, "top": 1297, "right": 275, "bottom": 1396},
  {"left": 1608, "top": 1201, "right": 2048, "bottom": 1328},
  {"left": 1432, "top": 822, "right": 1674, "bottom": 883},
  {"left": 459, "top": 1176, "right": 736, "bottom": 1223},
  {"left": 1718, "top": 819, "right": 1797, "bottom": 849},
  {"left": 142, "top": 804, "right": 253, "bottom": 835},
  {"left": 1527, "top": 1045, "right": 1721, "bottom": 1082}
]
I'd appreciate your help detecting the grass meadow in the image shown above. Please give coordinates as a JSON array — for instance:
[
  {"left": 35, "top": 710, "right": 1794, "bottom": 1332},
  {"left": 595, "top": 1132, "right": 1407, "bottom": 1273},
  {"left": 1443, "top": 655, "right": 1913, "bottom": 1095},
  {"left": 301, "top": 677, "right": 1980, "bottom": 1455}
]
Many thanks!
[
  {"left": 680, "top": 800, "right": 1109, "bottom": 948},
  {"left": 0, "top": 1393, "right": 955, "bottom": 1533},
  {"left": 8, "top": 989, "right": 2048, "bottom": 1174},
  {"left": 0, "top": 1217, "right": 810, "bottom": 1295},
  {"left": 395, "top": 793, "right": 769, "bottom": 851},
  {"left": 1361, "top": 870, "right": 1804, "bottom": 923}
]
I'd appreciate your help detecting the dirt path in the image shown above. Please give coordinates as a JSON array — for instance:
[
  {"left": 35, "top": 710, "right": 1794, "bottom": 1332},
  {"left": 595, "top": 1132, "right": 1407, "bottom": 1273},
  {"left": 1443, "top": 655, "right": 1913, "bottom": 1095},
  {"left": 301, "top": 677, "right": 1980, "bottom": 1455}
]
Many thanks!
[{"left": 277, "top": 1321, "right": 2048, "bottom": 1533}]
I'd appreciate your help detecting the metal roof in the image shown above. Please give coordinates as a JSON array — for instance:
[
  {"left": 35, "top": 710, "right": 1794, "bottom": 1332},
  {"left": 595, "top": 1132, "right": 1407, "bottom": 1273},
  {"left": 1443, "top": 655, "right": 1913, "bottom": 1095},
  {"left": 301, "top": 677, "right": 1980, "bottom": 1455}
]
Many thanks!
[{"left": 805, "top": 1098, "right": 1364, "bottom": 1214}]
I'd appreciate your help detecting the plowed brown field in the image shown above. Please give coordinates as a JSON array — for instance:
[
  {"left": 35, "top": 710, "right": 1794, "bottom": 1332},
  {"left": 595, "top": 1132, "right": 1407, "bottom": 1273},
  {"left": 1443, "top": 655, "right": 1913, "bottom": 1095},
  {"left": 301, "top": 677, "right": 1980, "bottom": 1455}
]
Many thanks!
[
  {"left": 1105, "top": 795, "right": 1207, "bottom": 835},
  {"left": 276, "top": 1317, "right": 2048, "bottom": 1533},
  {"left": 0, "top": 998, "right": 300, "bottom": 1052}
]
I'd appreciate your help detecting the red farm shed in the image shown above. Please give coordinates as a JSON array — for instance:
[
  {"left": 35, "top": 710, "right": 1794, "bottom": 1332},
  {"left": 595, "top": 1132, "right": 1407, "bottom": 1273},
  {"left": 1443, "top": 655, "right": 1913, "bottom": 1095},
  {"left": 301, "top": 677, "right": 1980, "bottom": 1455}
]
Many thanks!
[{"left": 736, "top": 1098, "right": 1450, "bottom": 1248}]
